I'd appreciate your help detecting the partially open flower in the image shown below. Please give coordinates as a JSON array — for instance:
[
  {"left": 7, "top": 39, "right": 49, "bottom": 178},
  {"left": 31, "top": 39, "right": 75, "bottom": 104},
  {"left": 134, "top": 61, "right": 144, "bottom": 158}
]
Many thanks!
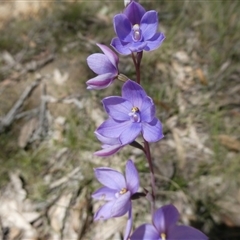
[{"left": 86, "top": 43, "right": 119, "bottom": 89}]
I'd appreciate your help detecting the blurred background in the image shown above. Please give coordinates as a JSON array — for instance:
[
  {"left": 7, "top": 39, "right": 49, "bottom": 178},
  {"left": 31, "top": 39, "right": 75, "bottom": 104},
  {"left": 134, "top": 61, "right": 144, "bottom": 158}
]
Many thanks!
[{"left": 0, "top": 0, "right": 239, "bottom": 239}]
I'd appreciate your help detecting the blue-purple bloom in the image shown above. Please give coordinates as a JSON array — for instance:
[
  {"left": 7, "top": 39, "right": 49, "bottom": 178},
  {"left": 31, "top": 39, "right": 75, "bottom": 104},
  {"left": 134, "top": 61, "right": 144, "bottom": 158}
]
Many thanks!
[
  {"left": 92, "top": 160, "right": 139, "bottom": 239},
  {"left": 111, "top": 1, "right": 165, "bottom": 55},
  {"left": 96, "top": 80, "right": 164, "bottom": 146},
  {"left": 130, "top": 204, "right": 208, "bottom": 240},
  {"left": 86, "top": 43, "right": 119, "bottom": 89}
]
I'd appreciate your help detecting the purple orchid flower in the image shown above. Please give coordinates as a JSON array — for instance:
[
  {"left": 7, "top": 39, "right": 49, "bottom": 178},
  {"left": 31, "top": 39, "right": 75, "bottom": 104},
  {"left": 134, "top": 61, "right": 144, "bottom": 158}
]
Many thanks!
[
  {"left": 130, "top": 204, "right": 208, "bottom": 240},
  {"left": 96, "top": 80, "right": 164, "bottom": 145},
  {"left": 86, "top": 43, "right": 119, "bottom": 89},
  {"left": 92, "top": 159, "right": 139, "bottom": 240},
  {"left": 111, "top": 1, "right": 165, "bottom": 55}
]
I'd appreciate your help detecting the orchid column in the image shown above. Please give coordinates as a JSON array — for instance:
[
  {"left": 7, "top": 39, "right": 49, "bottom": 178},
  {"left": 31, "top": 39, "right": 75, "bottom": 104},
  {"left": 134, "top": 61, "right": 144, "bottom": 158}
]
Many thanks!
[{"left": 86, "top": 1, "right": 208, "bottom": 240}]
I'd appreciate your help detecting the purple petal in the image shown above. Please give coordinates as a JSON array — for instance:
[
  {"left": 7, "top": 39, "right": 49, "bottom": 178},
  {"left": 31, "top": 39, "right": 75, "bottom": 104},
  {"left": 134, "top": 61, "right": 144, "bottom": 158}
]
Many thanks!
[
  {"left": 94, "top": 167, "right": 126, "bottom": 190},
  {"left": 142, "top": 117, "right": 164, "bottom": 142},
  {"left": 92, "top": 186, "right": 116, "bottom": 201},
  {"left": 94, "top": 200, "right": 115, "bottom": 221},
  {"left": 140, "top": 11, "right": 158, "bottom": 40},
  {"left": 140, "top": 96, "right": 155, "bottom": 122},
  {"left": 130, "top": 224, "right": 160, "bottom": 240},
  {"left": 94, "top": 144, "right": 123, "bottom": 157},
  {"left": 102, "top": 96, "right": 132, "bottom": 121},
  {"left": 113, "top": 14, "right": 132, "bottom": 42},
  {"left": 111, "top": 191, "right": 131, "bottom": 217},
  {"left": 87, "top": 53, "right": 117, "bottom": 75},
  {"left": 97, "top": 118, "right": 133, "bottom": 139},
  {"left": 144, "top": 32, "right": 165, "bottom": 52},
  {"left": 153, "top": 204, "right": 179, "bottom": 234},
  {"left": 111, "top": 37, "right": 132, "bottom": 55},
  {"left": 123, "top": 1, "right": 146, "bottom": 25},
  {"left": 168, "top": 225, "right": 208, "bottom": 240},
  {"left": 119, "top": 122, "right": 141, "bottom": 145},
  {"left": 86, "top": 73, "right": 114, "bottom": 90},
  {"left": 124, "top": 206, "right": 133, "bottom": 240},
  {"left": 95, "top": 131, "right": 121, "bottom": 145},
  {"left": 128, "top": 41, "right": 148, "bottom": 52},
  {"left": 122, "top": 80, "right": 147, "bottom": 108},
  {"left": 96, "top": 43, "right": 118, "bottom": 68},
  {"left": 125, "top": 160, "right": 139, "bottom": 194}
]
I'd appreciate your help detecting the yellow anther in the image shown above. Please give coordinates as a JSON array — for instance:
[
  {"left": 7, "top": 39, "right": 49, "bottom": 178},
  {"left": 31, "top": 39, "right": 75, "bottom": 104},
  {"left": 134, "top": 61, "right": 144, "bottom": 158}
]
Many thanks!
[
  {"left": 131, "top": 106, "right": 139, "bottom": 113},
  {"left": 119, "top": 188, "right": 127, "bottom": 195}
]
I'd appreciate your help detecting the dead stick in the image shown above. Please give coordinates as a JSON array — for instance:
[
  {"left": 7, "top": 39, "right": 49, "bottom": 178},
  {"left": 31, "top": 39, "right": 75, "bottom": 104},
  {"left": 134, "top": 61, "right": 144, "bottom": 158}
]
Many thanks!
[{"left": 0, "top": 76, "right": 42, "bottom": 133}]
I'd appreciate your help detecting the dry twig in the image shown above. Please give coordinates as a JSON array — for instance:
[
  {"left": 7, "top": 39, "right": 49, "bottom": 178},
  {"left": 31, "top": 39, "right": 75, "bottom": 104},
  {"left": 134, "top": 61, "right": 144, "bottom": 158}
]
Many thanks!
[{"left": 0, "top": 76, "right": 42, "bottom": 133}]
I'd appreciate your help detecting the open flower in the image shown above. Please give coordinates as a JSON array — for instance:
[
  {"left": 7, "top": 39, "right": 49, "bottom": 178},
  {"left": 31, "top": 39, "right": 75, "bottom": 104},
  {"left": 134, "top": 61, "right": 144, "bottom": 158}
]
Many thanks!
[
  {"left": 111, "top": 1, "right": 165, "bottom": 55},
  {"left": 130, "top": 204, "right": 208, "bottom": 240},
  {"left": 92, "top": 160, "right": 139, "bottom": 239},
  {"left": 96, "top": 80, "right": 164, "bottom": 145},
  {"left": 86, "top": 43, "right": 119, "bottom": 89}
]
